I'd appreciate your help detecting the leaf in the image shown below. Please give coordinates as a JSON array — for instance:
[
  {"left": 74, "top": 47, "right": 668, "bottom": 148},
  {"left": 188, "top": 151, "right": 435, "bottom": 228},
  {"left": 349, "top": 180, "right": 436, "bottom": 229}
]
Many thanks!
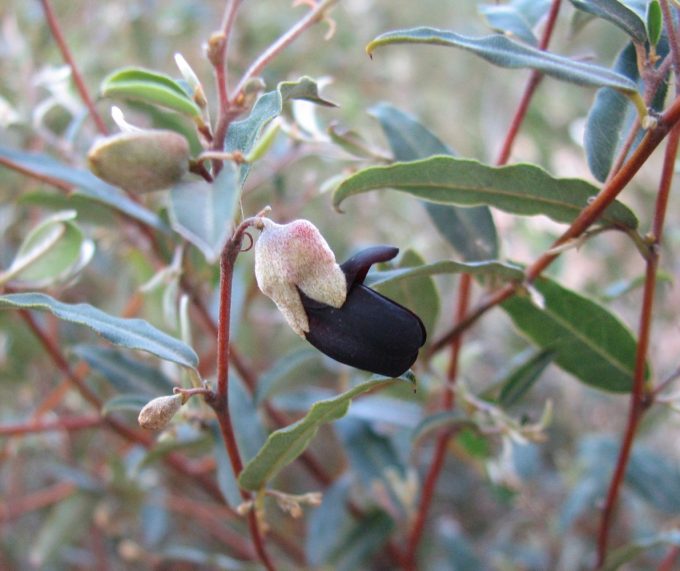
[
  {"left": 369, "top": 102, "right": 498, "bottom": 261},
  {"left": 498, "top": 348, "right": 555, "bottom": 408},
  {"left": 306, "top": 477, "right": 353, "bottom": 566},
  {"left": 254, "top": 348, "right": 320, "bottom": 403},
  {"left": 584, "top": 43, "right": 639, "bottom": 182},
  {"left": 373, "top": 250, "right": 440, "bottom": 338},
  {"left": 0, "top": 146, "right": 169, "bottom": 232},
  {"left": 71, "top": 345, "right": 174, "bottom": 395},
  {"left": 412, "top": 410, "right": 477, "bottom": 444},
  {"left": 569, "top": 0, "right": 648, "bottom": 43},
  {"left": 366, "top": 27, "right": 640, "bottom": 94},
  {"left": 225, "top": 76, "right": 336, "bottom": 182},
  {"left": 501, "top": 277, "right": 642, "bottom": 392},
  {"left": 101, "top": 67, "right": 201, "bottom": 119},
  {"left": 101, "top": 393, "right": 150, "bottom": 415},
  {"left": 0, "top": 292, "right": 199, "bottom": 370},
  {"left": 0, "top": 210, "right": 93, "bottom": 287},
  {"left": 647, "top": 0, "right": 663, "bottom": 47},
  {"left": 159, "top": 545, "right": 245, "bottom": 570},
  {"left": 168, "top": 162, "right": 240, "bottom": 263},
  {"left": 229, "top": 372, "right": 267, "bottom": 462},
  {"left": 365, "top": 259, "right": 525, "bottom": 288},
  {"left": 329, "top": 510, "right": 395, "bottom": 571},
  {"left": 479, "top": 1, "right": 552, "bottom": 46},
  {"left": 238, "top": 375, "right": 413, "bottom": 490},
  {"left": 602, "top": 530, "right": 680, "bottom": 571},
  {"left": 333, "top": 156, "right": 638, "bottom": 229},
  {"left": 208, "top": 421, "right": 242, "bottom": 508}
]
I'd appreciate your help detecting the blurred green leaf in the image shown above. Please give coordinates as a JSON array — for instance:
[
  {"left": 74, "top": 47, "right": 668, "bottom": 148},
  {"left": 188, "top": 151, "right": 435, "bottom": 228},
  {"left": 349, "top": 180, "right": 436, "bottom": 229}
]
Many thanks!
[
  {"left": 226, "top": 76, "right": 336, "bottom": 182},
  {"left": 646, "top": 0, "right": 663, "bottom": 47},
  {"left": 498, "top": 348, "right": 555, "bottom": 408},
  {"left": 306, "top": 477, "right": 353, "bottom": 567},
  {"left": 0, "top": 146, "right": 169, "bottom": 232},
  {"left": 0, "top": 292, "right": 199, "bottom": 370},
  {"left": 479, "top": 0, "right": 552, "bottom": 45},
  {"left": 141, "top": 488, "right": 169, "bottom": 547},
  {"left": 255, "top": 348, "right": 320, "bottom": 404},
  {"left": 29, "top": 493, "right": 93, "bottom": 568},
  {"left": 101, "top": 393, "right": 150, "bottom": 415},
  {"left": 101, "top": 67, "right": 202, "bottom": 118},
  {"left": 373, "top": 250, "right": 440, "bottom": 337},
  {"left": 330, "top": 510, "right": 395, "bottom": 571},
  {"left": 229, "top": 372, "right": 267, "bottom": 462},
  {"left": 412, "top": 410, "right": 477, "bottom": 444},
  {"left": 0, "top": 210, "right": 93, "bottom": 287},
  {"left": 367, "top": 27, "right": 640, "bottom": 94},
  {"left": 569, "top": 0, "right": 648, "bottom": 42},
  {"left": 208, "top": 421, "right": 242, "bottom": 508},
  {"left": 333, "top": 156, "right": 638, "bottom": 229},
  {"left": 366, "top": 259, "right": 524, "bottom": 288},
  {"left": 432, "top": 519, "right": 483, "bottom": 571},
  {"left": 370, "top": 102, "right": 498, "bottom": 261},
  {"left": 168, "top": 162, "right": 240, "bottom": 263},
  {"left": 72, "top": 345, "right": 174, "bottom": 395},
  {"left": 159, "top": 545, "right": 246, "bottom": 569},
  {"left": 602, "top": 529, "right": 680, "bottom": 571},
  {"left": 239, "top": 375, "right": 413, "bottom": 490},
  {"left": 502, "top": 277, "right": 641, "bottom": 392}
]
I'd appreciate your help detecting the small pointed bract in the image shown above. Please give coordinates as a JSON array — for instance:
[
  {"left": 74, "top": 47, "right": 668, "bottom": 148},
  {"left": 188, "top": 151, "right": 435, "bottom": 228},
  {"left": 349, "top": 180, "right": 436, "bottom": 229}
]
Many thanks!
[{"left": 301, "top": 246, "right": 426, "bottom": 377}]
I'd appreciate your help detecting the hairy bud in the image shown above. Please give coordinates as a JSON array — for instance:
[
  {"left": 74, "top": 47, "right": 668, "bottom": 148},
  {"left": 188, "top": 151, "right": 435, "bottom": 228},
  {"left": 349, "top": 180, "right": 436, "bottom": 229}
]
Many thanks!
[
  {"left": 88, "top": 129, "right": 189, "bottom": 192},
  {"left": 138, "top": 393, "right": 183, "bottom": 430}
]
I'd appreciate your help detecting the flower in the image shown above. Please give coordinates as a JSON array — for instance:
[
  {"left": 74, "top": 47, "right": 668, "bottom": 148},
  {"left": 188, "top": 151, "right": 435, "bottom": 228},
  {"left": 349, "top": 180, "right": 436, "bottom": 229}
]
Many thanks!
[{"left": 255, "top": 219, "right": 426, "bottom": 377}]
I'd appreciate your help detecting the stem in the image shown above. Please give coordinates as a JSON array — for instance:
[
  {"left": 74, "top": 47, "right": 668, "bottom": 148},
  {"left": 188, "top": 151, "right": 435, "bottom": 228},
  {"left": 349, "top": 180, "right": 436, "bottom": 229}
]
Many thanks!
[
  {"left": 205, "top": 216, "right": 277, "bottom": 571},
  {"left": 594, "top": 123, "right": 680, "bottom": 569},
  {"left": 39, "top": 0, "right": 108, "bottom": 135},
  {"left": 0, "top": 415, "right": 101, "bottom": 436},
  {"left": 1, "top": 482, "right": 76, "bottom": 523}
]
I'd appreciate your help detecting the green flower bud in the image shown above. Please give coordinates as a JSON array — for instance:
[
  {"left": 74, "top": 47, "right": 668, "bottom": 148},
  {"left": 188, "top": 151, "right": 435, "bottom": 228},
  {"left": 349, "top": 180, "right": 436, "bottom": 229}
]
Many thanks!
[{"left": 88, "top": 129, "right": 190, "bottom": 192}]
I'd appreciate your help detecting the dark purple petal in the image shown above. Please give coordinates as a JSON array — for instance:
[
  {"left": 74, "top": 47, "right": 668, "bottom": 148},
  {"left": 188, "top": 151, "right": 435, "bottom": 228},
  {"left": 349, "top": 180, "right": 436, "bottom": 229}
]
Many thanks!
[
  {"left": 300, "top": 284, "right": 426, "bottom": 377},
  {"left": 340, "top": 246, "right": 399, "bottom": 287}
]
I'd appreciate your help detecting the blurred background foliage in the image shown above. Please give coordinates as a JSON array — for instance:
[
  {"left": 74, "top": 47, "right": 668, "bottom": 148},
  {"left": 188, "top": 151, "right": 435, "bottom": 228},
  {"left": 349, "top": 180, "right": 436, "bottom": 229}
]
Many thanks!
[{"left": 1, "top": 1, "right": 680, "bottom": 570}]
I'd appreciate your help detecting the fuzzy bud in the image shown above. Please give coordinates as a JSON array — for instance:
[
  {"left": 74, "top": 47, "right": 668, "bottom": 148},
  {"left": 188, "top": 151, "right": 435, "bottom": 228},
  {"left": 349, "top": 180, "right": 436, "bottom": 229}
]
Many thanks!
[
  {"left": 88, "top": 129, "right": 190, "bottom": 193},
  {"left": 138, "top": 393, "right": 183, "bottom": 430},
  {"left": 254, "top": 218, "right": 346, "bottom": 337}
]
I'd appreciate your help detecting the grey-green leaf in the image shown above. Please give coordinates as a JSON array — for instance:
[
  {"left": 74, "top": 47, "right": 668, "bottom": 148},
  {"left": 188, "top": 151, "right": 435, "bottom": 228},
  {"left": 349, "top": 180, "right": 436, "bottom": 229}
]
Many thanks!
[
  {"left": 479, "top": 1, "right": 552, "bottom": 46},
  {"left": 369, "top": 102, "right": 498, "bottom": 261},
  {"left": 239, "top": 375, "right": 413, "bottom": 490},
  {"left": 366, "top": 27, "right": 639, "bottom": 94},
  {"left": 0, "top": 146, "right": 169, "bottom": 233},
  {"left": 498, "top": 348, "right": 556, "bottom": 407},
  {"left": 101, "top": 393, "right": 151, "bottom": 415},
  {"left": 502, "top": 277, "right": 642, "bottom": 392},
  {"left": 0, "top": 292, "right": 198, "bottom": 370},
  {"left": 333, "top": 156, "right": 638, "bottom": 229},
  {"left": 569, "top": 0, "right": 648, "bottom": 43},
  {"left": 168, "top": 162, "right": 240, "bottom": 263}
]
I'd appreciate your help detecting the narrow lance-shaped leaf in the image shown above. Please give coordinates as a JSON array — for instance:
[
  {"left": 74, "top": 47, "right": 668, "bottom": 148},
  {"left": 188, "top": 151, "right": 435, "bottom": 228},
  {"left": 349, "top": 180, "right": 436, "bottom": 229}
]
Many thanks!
[
  {"left": 0, "top": 292, "right": 198, "bottom": 370},
  {"left": 369, "top": 102, "right": 498, "bottom": 261},
  {"left": 501, "top": 276, "right": 644, "bottom": 392},
  {"left": 101, "top": 67, "right": 202, "bottom": 119},
  {"left": 367, "top": 27, "right": 641, "bottom": 97},
  {"left": 239, "top": 374, "right": 415, "bottom": 491},
  {"left": 569, "top": 0, "right": 648, "bottom": 43},
  {"left": 602, "top": 530, "right": 680, "bottom": 571},
  {"left": 0, "top": 146, "right": 169, "bottom": 233},
  {"left": 498, "top": 347, "right": 556, "bottom": 408},
  {"left": 478, "top": 1, "right": 552, "bottom": 46},
  {"left": 333, "top": 156, "right": 638, "bottom": 229}
]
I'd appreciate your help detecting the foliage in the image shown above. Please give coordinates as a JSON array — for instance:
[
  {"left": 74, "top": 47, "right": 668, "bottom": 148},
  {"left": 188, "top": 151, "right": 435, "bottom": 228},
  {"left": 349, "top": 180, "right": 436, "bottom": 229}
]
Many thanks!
[{"left": 1, "top": 1, "right": 680, "bottom": 570}]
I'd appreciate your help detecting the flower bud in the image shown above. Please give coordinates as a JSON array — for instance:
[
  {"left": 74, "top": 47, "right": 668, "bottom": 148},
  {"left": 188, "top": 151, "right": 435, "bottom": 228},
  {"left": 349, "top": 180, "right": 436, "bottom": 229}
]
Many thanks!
[
  {"left": 88, "top": 129, "right": 190, "bottom": 192},
  {"left": 254, "top": 218, "right": 346, "bottom": 337},
  {"left": 138, "top": 393, "right": 183, "bottom": 430}
]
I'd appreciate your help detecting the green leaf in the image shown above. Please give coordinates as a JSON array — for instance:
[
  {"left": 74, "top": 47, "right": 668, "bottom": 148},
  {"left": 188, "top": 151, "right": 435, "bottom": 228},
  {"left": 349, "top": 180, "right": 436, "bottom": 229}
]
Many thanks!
[
  {"left": 101, "top": 67, "right": 201, "bottom": 119},
  {"left": 0, "top": 292, "right": 199, "bottom": 370},
  {"left": 208, "top": 421, "right": 242, "bottom": 507},
  {"left": 479, "top": 1, "right": 552, "bottom": 46},
  {"left": 159, "top": 546, "right": 245, "bottom": 570},
  {"left": 0, "top": 146, "right": 169, "bottom": 233},
  {"left": 602, "top": 530, "right": 680, "bottom": 571},
  {"left": 369, "top": 102, "right": 498, "bottom": 261},
  {"left": 569, "top": 0, "right": 648, "bottom": 43},
  {"left": 255, "top": 348, "right": 320, "bottom": 404},
  {"left": 372, "top": 250, "right": 440, "bottom": 337},
  {"left": 365, "top": 259, "right": 524, "bottom": 288},
  {"left": 225, "top": 77, "right": 336, "bottom": 181},
  {"left": 646, "top": 0, "right": 663, "bottom": 47},
  {"left": 306, "top": 477, "right": 353, "bottom": 566},
  {"left": 0, "top": 210, "right": 93, "bottom": 287},
  {"left": 329, "top": 510, "right": 395, "bottom": 571},
  {"left": 366, "top": 27, "right": 640, "bottom": 94},
  {"left": 71, "top": 345, "right": 174, "bottom": 395},
  {"left": 168, "top": 162, "right": 240, "bottom": 263},
  {"left": 239, "top": 375, "right": 413, "bottom": 490},
  {"left": 333, "top": 156, "right": 638, "bottom": 229},
  {"left": 502, "top": 277, "right": 642, "bottom": 392},
  {"left": 229, "top": 372, "right": 267, "bottom": 462},
  {"left": 498, "top": 348, "right": 555, "bottom": 408},
  {"left": 412, "top": 410, "right": 477, "bottom": 444},
  {"left": 101, "top": 393, "right": 150, "bottom": 415}
]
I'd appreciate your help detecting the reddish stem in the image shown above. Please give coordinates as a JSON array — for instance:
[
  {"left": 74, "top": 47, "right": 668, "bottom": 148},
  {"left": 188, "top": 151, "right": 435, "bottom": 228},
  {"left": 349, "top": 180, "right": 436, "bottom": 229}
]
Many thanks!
[
  {"left": 39, "top": 0, "right": 108, "bottom": 135},
  {"left": 594, "top": 123, "right": 680, "bottom": 569},
  {"left": 658, "top": 545, "right": 680, "bottom": 571},
  {"left": 1, "top": 481, "right": 76, "bottom": 522},
  {"left": 0, "top": 415, "right": 102, "bottom": 436}
]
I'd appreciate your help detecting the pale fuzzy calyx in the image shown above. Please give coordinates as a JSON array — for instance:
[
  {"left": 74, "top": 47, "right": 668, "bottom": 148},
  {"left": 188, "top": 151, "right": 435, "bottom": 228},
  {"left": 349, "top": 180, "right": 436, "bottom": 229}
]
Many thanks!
[{"left": 254, "top": 218, "right": 347, "bottom": 337}]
